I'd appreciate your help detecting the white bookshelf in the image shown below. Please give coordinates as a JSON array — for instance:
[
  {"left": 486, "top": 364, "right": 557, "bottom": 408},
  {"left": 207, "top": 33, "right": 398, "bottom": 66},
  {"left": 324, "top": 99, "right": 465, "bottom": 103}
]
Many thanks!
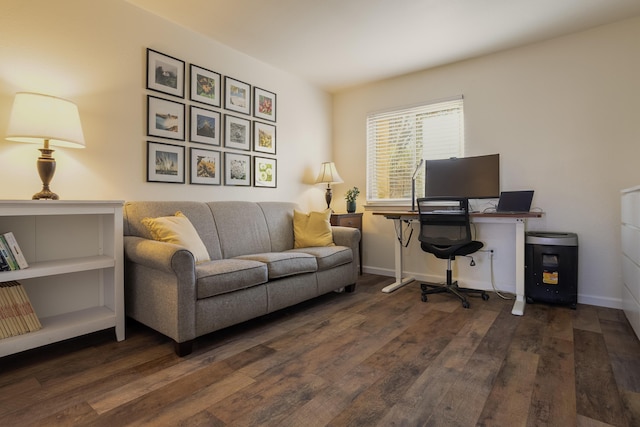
[{"left": 0, "top": 200, "right": 124, "bottom": 357}]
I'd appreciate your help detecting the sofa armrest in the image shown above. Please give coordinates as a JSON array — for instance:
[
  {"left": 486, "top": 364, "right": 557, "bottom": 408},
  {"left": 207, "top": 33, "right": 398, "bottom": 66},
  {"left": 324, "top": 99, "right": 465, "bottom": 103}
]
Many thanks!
[
  {"left": 124, "top": 235, "right": 196, "bottom": 274},
  {"left": 124, "top": 235, "right": 198, "bottom": 345},
  {"left": 331, "top": 226, "right": 361, "bottom": 248}
]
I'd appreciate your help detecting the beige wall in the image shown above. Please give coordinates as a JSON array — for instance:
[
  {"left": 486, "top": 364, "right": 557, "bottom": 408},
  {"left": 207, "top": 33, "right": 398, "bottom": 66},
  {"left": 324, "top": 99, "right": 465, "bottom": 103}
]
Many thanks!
[
  {"left": 333, "top": 16, "right": 640, "bottom": 308},
  {"left": 0, "top": 0, "right": 333, "bottom": 211},
  {"left": 2, "top": 1, "right": 639, "bottom": 309}
]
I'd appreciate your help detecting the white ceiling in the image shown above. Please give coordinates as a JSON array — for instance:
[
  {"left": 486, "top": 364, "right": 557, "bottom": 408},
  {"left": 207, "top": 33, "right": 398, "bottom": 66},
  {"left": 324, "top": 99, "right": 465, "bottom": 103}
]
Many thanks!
[{"left": 127, "top": 0, "right": 640, "bottom": 92}]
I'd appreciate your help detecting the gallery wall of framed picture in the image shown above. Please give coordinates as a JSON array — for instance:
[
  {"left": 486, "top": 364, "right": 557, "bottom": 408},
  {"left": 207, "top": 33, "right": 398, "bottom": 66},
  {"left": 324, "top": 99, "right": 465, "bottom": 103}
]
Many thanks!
[{"left": 145, "top": 47, "right": 278, "bottom": 188}]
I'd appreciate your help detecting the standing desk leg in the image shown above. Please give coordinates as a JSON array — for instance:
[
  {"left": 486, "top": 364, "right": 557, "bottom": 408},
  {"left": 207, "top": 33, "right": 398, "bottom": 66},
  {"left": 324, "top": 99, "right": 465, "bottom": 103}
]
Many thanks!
[
  {"left": 511, "top": 218, "right": 526, "bottom": 315},
  {"left": 382, "top": 218, "right": 415, "bottom": 293}
]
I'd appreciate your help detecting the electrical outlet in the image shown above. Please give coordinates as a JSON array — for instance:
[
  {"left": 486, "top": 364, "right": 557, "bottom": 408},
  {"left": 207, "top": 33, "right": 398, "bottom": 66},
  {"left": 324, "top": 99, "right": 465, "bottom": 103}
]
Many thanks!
[{"left": 481, "top": 248, "right": 497, "bottom": 260}]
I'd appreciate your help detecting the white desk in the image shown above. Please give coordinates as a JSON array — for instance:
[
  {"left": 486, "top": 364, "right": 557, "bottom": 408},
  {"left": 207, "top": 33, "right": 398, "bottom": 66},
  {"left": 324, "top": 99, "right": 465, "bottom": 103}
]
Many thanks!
[{"left": 372, "top": 211, "right": 542, "bottom": 316}]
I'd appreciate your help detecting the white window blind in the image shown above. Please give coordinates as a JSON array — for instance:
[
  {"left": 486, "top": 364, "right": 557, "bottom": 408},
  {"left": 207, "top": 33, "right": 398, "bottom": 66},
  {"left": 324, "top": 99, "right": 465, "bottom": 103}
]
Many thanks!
[{"left": 366, "top": 97, "right": 464, "bottom": 203}]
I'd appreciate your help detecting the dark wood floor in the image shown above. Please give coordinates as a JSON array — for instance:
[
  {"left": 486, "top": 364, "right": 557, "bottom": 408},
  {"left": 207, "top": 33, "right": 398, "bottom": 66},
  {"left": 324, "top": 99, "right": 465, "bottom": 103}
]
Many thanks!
[{"left": 1, "top": 274, "right": 640, "bottom": 426}]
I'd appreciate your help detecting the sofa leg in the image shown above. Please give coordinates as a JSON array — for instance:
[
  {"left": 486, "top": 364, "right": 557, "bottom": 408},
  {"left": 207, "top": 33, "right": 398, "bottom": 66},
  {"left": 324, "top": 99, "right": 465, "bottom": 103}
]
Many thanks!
[
  {"left": 345, "top": 283, "right": 357, "bottom": 293},
  {"left": 174, "top": 340, "right": 194, "bottom": 357}
]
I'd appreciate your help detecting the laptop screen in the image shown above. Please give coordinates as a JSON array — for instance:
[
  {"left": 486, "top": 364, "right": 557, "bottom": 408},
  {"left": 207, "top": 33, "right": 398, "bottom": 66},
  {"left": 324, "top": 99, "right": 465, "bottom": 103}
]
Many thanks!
[{"left": 497, "top": 190, "right": 534, "bottom": 213}]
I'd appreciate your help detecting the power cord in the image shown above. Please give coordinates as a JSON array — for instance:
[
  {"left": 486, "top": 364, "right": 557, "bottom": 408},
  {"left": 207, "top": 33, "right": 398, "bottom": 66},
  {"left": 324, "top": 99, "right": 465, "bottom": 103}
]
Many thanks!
[
  {"left": 394, "top": 219, "right": 414, "bottom": 248},
  {"left": 487, "top": 250, "right": 515, "bottom": 300}
]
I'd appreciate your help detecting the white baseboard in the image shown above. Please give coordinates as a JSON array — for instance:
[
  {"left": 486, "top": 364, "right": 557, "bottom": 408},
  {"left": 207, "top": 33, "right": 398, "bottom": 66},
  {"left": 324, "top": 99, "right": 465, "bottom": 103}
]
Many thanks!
[{"left": 362, "top": 266, "right": 623, "bottom": 309}]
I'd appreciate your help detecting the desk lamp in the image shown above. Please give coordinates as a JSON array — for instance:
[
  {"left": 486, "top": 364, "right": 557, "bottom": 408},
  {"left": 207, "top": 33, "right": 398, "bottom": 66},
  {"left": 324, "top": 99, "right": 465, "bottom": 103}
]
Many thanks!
[
  {"left": 6, "top": 92, "right": 86, "bottom": 200},
  {"left": 315, "top": 162, "right": 343, "bottom": 210}
]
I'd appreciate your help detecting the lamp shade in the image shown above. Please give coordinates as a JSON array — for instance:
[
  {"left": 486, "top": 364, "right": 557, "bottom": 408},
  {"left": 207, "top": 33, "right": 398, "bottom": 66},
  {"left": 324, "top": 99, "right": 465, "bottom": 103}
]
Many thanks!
[
  {"left": 315, "top": 162, "right": 343, "bottom": 184},
  {"left": 6, "top": 92, "right": 85, "bottom": 148}
]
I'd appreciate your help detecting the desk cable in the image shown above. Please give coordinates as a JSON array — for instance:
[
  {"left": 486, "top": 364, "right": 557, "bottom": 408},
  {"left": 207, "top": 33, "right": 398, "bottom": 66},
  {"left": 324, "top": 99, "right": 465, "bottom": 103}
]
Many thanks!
[
  {"left": 395, "top": 220, "right": 414, "bottom": 248},
  {"left": 488, "top": 251, "right": 515, "bottom": 300}
]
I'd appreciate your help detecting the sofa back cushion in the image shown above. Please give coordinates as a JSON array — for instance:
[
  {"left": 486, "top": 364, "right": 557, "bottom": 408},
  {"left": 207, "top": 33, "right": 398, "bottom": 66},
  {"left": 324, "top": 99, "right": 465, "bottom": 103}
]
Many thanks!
[
  {"left": 207, "top": 201, "right": 272, "bottom": 258},
  {"left": 257, "top": 202, "right": 297, "bottom": 252},
  {"left": 123, "top": 201, "right": 223, "bottom": 260}
]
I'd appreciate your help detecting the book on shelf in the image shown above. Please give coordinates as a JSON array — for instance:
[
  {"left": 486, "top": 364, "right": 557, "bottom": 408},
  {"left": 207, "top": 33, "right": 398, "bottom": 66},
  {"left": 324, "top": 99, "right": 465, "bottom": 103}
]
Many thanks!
[
  {"left": 0, "top": 280, "right": 41, "bottom": 339},
  {"left": 3, "top": 232, "right": 28, "bottom": 269},
  {"left": 0, "top": 248, "right": 9, "bottom": 272},
  {"left": 0, "top": 237, "right": 19, "bottom": 271},
  {"left": 0, "top": 232, "right": 28, "bottom": 271}
]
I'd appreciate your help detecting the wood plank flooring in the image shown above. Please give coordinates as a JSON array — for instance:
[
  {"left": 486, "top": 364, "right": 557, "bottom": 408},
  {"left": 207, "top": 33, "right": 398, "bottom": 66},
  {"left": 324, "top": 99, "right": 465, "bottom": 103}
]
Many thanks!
[{"left": 1, "top": 273, "right": 640, "bottom": 426}]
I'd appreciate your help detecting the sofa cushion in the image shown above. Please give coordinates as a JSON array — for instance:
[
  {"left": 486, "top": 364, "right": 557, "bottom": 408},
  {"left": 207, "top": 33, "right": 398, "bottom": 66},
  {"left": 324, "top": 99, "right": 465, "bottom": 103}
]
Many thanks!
[
  {"left": 289, "top": 246, "right": 353, "bottom": 271},
  {"left": 142, "top": 211, "right": 211, "bottom": 264},
  {"left": 207, "top": 202, "right": 272, "bottom": 258},
  {"left": 257, "top": 202, "right": 297, "bottom": 251},
  {"left": 293, "top": 209, "right": 335, "bottom": 248},
  {"left": 235, "top": 252, "right": 317, "bottom": 279},
  {"left": 124, "top": 201, "right": 223, "bottom": 260},
  {"left": 196, "top": 259, "right": 268, "bottom": 299}
]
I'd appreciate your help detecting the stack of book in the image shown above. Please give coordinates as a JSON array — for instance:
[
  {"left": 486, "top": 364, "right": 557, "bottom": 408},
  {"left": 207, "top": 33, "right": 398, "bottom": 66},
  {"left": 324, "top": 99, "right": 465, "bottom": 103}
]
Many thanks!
[
  {"left": 0, "top": 281, "right": 41, "bottom": 338},
  {"left": 0, "top": 231, "right": 29, "bottom": 271}
]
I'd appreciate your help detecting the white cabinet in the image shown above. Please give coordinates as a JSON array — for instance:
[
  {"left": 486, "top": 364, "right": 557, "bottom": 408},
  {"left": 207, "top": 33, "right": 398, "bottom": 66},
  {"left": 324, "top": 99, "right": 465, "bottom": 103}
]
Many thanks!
[
  {"left": 0, "top": 200, "right": 124, "bottom": 357},
  {"left": 622, "top": 187, "right": 640, "bottom": 339}
]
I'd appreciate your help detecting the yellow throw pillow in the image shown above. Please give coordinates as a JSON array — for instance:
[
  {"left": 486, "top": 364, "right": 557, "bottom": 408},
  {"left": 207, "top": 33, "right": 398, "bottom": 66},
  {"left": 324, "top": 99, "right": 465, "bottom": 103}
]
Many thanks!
[
  {"left": 141, "top": 211, "right": 211, "bottom": 263},
  {"left": 293, "top": 209, "right": 335, "bottom": 248}
]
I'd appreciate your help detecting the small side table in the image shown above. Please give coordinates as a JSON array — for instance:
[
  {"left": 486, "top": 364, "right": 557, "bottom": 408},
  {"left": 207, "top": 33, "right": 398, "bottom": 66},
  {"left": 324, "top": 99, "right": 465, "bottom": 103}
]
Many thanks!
[{"left": 330, "top": 212, "right": 363, "bottom": 275}]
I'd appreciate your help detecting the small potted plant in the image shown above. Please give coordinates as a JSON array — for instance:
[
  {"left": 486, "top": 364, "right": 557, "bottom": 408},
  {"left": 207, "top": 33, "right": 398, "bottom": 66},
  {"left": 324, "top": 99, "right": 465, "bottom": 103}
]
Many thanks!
[{"left": 345, "top": 186, "right": 360, "bottom": 213}]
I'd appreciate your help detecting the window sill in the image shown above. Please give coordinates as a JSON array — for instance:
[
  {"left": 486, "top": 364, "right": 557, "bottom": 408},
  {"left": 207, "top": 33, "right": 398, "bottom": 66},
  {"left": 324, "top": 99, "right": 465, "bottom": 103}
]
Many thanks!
[{"left": 363, "top": 202, "right": 412, "bottom": 212}]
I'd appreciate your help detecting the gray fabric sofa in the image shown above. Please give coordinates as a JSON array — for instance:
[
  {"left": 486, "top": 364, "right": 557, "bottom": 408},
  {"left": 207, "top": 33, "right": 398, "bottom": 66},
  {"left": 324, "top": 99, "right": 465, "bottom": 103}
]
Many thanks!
[{"left": 123, "top": 201, "right": 360, "bottom": 356}]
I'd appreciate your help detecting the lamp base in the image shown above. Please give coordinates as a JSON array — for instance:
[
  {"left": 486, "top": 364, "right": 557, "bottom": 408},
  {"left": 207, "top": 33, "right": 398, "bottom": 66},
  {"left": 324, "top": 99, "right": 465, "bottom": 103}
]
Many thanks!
[
  {"left": 33, "top": 188, "right": 59, "bottom": 200},
  {"left": 325, "top": 185, "right": 333, "bottom": 211},
  {"left": 33, "top": 145, "right": 59, "bottom": 200}
]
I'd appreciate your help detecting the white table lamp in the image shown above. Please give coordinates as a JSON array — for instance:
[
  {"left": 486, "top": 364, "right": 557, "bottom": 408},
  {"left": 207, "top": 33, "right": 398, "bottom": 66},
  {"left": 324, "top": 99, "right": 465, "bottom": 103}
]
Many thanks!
[
  {"left": 6, "top": 92, "right": 86, "bottom": 200},
  {"left": 315, "top": 161, "right": 343, "bottom": 210}
]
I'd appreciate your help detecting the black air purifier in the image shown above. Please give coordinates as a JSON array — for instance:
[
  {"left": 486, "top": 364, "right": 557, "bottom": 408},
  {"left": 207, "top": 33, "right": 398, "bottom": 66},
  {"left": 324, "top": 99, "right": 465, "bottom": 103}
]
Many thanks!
[{"left": 525, "top": 232, "right": 578, "bottom": 309}]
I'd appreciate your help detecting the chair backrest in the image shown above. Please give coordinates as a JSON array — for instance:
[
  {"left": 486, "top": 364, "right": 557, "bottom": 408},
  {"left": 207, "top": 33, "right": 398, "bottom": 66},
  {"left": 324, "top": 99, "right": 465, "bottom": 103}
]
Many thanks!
[{"left": 417, "top": 197, "right": 472, "bottom": 247}]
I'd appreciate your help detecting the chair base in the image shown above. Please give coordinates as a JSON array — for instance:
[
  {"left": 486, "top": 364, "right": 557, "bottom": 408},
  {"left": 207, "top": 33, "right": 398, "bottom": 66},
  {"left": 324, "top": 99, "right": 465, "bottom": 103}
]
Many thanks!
[{"left": 420, "top": 280, "right": 489, "bottom": 309}]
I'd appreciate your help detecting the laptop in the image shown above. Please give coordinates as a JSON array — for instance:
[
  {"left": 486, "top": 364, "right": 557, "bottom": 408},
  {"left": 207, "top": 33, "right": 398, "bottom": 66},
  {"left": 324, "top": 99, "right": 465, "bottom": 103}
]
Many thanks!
[{"left": 496, "top": 190, "right": 534, "bottom": 213}]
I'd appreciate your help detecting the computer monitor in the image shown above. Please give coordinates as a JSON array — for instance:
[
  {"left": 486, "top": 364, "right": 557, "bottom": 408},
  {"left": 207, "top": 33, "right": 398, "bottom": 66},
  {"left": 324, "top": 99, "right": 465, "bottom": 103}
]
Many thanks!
[{"left": 425, "top": 154, "right": 500, "bottom": 199}]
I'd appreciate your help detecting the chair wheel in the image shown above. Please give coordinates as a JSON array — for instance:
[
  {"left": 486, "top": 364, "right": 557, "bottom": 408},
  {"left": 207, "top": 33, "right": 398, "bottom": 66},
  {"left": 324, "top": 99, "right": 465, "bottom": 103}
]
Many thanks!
[
  {"left": 420, "top": 283, "right": 427, "bottom": 291},
  {"left": 482, "top": 293, "right": 489, "bottom": 301},
  {"left": 462, "top": 301, "right": 470, "bottom": 309},
  {"left": 421, "top": 294, "right": 428, "bottom": 302}
]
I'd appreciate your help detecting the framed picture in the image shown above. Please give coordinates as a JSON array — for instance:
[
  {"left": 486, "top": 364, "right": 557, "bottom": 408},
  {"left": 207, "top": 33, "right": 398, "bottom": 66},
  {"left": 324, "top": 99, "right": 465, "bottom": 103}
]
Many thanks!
[
  {"left": 189, "top": 106, "right": 220, "bottom": 145},
  {"left": 147, "top": 141, "right": 185, "bottom": 183},
  {"left": 146, "top": 49, "right": 185, "bottom": 98},
  {"left": 224, "top": 114, "right": 251, "bottom": 151},
  {"left": 224, "top": 152, "right": 251, "bottom": 186},
  {"left": 190, "top": 147, "right": 221, "bottom": 185},
  {"left": 253, "top": 121, "right": 276, "bottom": 154},
  {"left": 190, "top": 64, "right": 221, "bottom": 107},
  {"left": 147, "top": 96, "right": 185, "bottom": 141},
  {"left": 254, "top": 87, "right": 276, "bottom": 122},
  {"left": 254, "top": 156, "right": 277, "bottom": 188},
  {"left": 224, "top": 76, "right": 251, "bottom": 115}
]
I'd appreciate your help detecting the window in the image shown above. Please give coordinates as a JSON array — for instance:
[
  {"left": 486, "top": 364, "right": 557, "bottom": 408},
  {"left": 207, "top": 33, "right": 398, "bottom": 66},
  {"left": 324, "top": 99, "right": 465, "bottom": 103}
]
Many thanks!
[{"left": 366, "top": 96, "right": 464, "bottom": 204}]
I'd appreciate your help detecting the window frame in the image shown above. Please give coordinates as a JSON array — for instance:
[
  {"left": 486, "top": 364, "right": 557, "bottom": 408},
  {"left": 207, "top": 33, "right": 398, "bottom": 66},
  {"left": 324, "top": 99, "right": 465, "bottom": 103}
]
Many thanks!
[{"left": 365, "top": 96, "right": 464, "bottom": 207}]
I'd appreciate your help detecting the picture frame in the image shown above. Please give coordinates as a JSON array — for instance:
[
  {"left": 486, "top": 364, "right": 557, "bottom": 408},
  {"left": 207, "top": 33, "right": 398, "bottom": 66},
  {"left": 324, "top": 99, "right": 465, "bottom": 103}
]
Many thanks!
[
  {"left": 253, "top": 87, "right": 277, "bottom": 122},
  {"left": 254, "top": 156, "right": 277, "bottom": 188},
  {"left": 190, "top": 64, "right": 221, "bottom": 107},
  {"left": 146, "top": 49, "right": 185, "bottom": 98},
  {"left": 189, "top": 106, "right": 220, "bottom": 145},
  {"left": 147, "top": 96, "right": 185, "bottom": 141},
  {"left": 147, "top": 141, "right": 185, "bottom": 183},
  {"left": 190, "top": 147, "right": 221, "bottom": 185},
  {"left": 224, "top": 114, "right": 251, "bottom": 151},
  {"left": 224, "top": 152, "right": 251, "bottom": 186},
  {"left": 224, "top": 76, "right": 251, "bottom": 115},
  {"left": 253, "top": 121, "right": 277, "bottom": 154}
]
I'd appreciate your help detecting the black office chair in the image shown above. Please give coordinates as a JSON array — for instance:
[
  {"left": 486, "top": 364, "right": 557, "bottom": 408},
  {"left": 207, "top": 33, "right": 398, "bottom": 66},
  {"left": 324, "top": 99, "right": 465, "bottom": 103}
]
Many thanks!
[{"left": 417, "top": 197, "right": 489, "bottom": 308}]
